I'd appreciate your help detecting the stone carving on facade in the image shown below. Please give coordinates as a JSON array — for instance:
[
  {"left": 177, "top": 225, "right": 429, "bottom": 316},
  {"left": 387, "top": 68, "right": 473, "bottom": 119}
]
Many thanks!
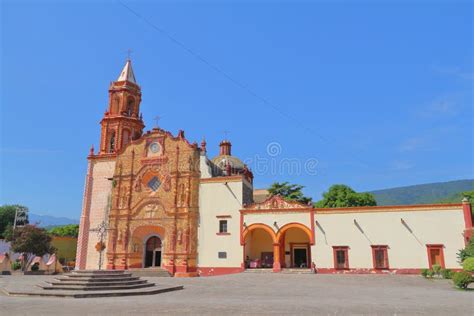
[
  {"left": 134, "top": 175, "right": 142, "bottom": 192},
  {"left": 245, "top": 195, "right": 309, "bottom": 211}
]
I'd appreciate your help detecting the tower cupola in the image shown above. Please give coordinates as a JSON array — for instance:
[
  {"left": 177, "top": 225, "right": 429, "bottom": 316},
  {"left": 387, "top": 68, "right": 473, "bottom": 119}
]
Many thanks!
[{"left": 97, "top": 59, "right": 145, "bottom": 155}]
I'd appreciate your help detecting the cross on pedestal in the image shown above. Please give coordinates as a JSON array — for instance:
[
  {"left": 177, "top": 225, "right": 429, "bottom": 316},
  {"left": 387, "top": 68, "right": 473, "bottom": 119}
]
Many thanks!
[
  {"left": 89, "top": 220, "right": 109, "bottom": 270},
  {"left": 153, "top": 115, "right": 164, "bottom": 128},
  {"left": 223, "top": 130, "right": 230, "bottom": 140}
]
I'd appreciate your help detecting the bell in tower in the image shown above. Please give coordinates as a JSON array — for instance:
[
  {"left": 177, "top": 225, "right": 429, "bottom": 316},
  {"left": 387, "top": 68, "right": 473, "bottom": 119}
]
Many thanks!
[{"left": 98, "top": 59, "right": 145, "bottom": 155}]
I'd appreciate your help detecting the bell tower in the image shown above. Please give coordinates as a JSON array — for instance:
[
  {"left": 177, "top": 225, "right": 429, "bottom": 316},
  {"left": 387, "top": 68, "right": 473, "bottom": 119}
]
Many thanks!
[{"left": 98, "top": 59, "right": 145, "bottom": 155}]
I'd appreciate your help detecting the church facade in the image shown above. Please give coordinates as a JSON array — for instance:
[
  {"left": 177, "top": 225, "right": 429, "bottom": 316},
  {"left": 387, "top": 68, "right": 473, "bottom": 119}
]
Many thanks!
[{"left": 76, "top": 61, "right": 473, "bottom": 276}]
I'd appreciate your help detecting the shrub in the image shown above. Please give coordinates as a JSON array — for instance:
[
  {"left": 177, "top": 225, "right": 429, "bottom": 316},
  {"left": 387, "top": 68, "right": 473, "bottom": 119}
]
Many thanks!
[
  {"left": 421, "top": 269, "right": 429, "bottom": 278},
  {"left": 457, "top": 239, "right": 474, "bottom": 263},
  {"left": 432, "top": 264, "right": 442, "bottom": 277},
  {"left": 426, "top": 269, "right": 435, "bottom": 278},
  {"left": 441, "top": 269, "right": 453, "bottom": 279},
  {"left": 462, "top": 257, "right": 474, "bottom": 272},
  {"left": 452, "top": 271, "right": 472, "bottom": 290},
  {"left": 11, "top": 261, "right": 21, "bottom": 271},
  {"left": 30, "top": 263, "right": 39, "bottom": 271}
]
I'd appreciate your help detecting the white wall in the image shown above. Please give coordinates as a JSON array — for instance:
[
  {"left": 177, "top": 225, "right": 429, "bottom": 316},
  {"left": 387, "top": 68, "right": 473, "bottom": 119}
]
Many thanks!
[
  {"left": 198, "top": 180, "right": 244, "bottom": 267},
  {"left": 84, "top": 160, "right": 115, "bottom": 270},
  {"left": 312, "top": 208, "right": 465, "bottom": 269}
]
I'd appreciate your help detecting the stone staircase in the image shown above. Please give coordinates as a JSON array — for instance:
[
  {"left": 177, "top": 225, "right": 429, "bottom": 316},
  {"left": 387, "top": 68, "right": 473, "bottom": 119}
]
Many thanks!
[
  {"left": 3, "top": 270, "right": 183, "bottom": 298},
  {"left": 129, "top": 267, "right": 172, "bottom": 277}
]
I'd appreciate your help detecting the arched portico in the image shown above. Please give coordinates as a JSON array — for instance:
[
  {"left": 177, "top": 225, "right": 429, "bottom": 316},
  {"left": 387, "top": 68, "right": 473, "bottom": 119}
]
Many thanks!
[
  {"left": 276, "top": 223, "right": 313, "bottom": 268},
  {"left": 243, "top": 224, "right": 281, "bottom": 271}
]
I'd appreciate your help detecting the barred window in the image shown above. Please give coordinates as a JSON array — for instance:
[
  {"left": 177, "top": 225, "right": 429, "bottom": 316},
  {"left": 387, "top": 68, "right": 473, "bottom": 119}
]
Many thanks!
[
  {"left": 147, "top": 177, "right": 161, "bottom": 191},
  {"left": 219, "top": 220, "right": 228, "bottom": 233}
]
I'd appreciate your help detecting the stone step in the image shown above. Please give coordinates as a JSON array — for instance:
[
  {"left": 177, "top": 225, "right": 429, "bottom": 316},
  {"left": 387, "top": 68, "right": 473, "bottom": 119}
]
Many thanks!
[
  {"left": 281, "top": 269, "right": 313, "bottom": 274},
  {"left": 56, "top": 276, "right": 140, "bottom": 283},
  {"left": 65, "top": 273, "right": 133, "bottom": 278},
  {"left": 38, "top": 282, "right": 155, "bottom": 291},
  {"left": 129, "top": 268, "right": 171, "bottom": 277},
  {"left": 3, "top": 285, "right": 184, "bottom": 298},
  {"left": 243, "top": 269, "right": 274, "bottom": 273},
  {"left": 46, "top": 279, "right": 148, "bottom": 286},
  {"left": 72, "top": 270, "right": 126, "bottom": 275}
]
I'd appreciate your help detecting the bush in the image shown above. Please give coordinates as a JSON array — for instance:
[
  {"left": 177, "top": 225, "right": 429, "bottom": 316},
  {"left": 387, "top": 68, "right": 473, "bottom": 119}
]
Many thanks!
[
  {"left": 30, "top": 263, "right": 39, "bottom": 271},
  {"left": 11, "top": 261, "right": 21, "bottom": 271},
  {"left": 421, "top": 269, "right": 429, "bottom": 278},
  {"left": 441, "top": 269, "right": 453, "bottom": 279},
  {"left": 452, "top": 271, "right": 472, "bottom": 289},
  {"left": 432, "top": 264, "right": 442, "bottom": 277},
  {"left": 457, "top": 239, "right": 474, "bottom": 263},
  {"left": 462, "top": 257, "right": 474, "bottom": 272},
  {"left": 426, "top": 269, "right": 435, "bottom": 278}
]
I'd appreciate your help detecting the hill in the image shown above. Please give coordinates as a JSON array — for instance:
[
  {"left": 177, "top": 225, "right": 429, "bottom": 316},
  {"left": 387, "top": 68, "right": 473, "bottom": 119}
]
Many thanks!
[
  {"left": 369, "top": 179, "right": 474, "bottom": 206},
  {"left": 29, "top": 213, "right": 79, "bottom": 228}
]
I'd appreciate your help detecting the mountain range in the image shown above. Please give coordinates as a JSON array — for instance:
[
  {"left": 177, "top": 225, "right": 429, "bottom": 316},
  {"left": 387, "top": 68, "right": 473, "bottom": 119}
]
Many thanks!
[
  {"left": 29, "top": 213, "right": 79, "bottom": 228},
  {"left": 368, "top": 179, "right": 473, "bottom": 206}
]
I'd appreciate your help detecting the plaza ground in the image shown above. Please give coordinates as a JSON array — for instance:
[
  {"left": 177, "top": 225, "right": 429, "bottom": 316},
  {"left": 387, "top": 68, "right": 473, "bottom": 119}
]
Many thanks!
[{"left": 0, "top": 273, "right": 472, "bottom": 315}]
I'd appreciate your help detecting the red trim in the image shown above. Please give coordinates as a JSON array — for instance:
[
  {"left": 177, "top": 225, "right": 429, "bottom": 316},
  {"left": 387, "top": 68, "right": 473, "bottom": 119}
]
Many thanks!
[
  {"left": 426, "top": 244, "right": 445, "bottom": 269},
  {"left": 332, "top": 246, "right": 349, "bottom": 270},
  {"left": 310, "top": 210, "right": 315, "bottom": 245},
  {"left": 462, "top": 202, "right": 473, "bottom": 245},
  {"left": 216, "top": 232, "right": 231, "bottom": 236},
  {"left": 197, "top": 267, "right": 244, "bottom": 277},
  {"left": 371, "top": 245, "right": 389, "bottom": 269},
  {"left": 315, "top": 268, "right": 461, "bottom": 274},
  {"left": 316, "top": 203, "right": 463, "bottom": 214},
  {"left": 240, "top": 213, "right": 244, "bottom": 245}
]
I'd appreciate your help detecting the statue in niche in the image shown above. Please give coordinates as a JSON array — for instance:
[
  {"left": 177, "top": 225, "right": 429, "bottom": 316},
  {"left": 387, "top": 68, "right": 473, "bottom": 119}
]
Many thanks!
[{"left": 134, "top": 175, "right": 142, "bottom": 192}]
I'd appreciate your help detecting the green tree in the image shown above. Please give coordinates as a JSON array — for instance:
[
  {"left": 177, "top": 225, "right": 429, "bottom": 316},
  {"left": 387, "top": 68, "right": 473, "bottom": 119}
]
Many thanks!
[
  {"left": 48, "top": 224, "right": 79, "bottom": 238},
  {"left": 457, "top": 239, "right": 474, "bottom": 263},
  {"left": 5, "top": 225, "right": 55, "bottom": 271},
  {"left": 315, "top": 184, "right": 377, "bottom": 208},
  {"left": 268, "top": 182, "right": 312, "bottom": 204},
  {"left": 0, "top": 204, "right": 29, "bottom": 238}
]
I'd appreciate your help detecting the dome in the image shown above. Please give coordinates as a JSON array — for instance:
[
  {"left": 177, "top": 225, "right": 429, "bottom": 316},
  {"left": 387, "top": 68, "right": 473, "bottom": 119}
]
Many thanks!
[{"left": 211, "top": 155, "right": 245, "bottom": 171}]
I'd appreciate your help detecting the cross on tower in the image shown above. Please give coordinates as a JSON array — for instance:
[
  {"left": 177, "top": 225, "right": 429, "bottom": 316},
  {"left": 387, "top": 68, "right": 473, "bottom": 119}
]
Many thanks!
[
  {"left": 126, "top": 49, "right": 133, "bottom": 60},
  {"left": 153, "top": 115, "right": 164, "bottom": 128},
  {"left": 223, "top": 130, "right": 230, "bottom": 140}
]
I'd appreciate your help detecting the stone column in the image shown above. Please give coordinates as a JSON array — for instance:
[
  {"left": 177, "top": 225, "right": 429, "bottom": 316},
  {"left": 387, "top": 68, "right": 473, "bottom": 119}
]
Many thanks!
[{"left": 273, "top": 243, "right": 281, "bottom": 272}]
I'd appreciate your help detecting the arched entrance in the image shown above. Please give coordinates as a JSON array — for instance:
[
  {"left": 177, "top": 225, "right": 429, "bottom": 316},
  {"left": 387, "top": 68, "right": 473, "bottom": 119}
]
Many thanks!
[
  {"left": 276, "top": 223, "right": 313, "bottom": 269},
  {"left": 144, "top": 236, "right": 162, "bottom": 268},
  {"left": 243, "top": 224, "right": 277, "bottom": 269}
]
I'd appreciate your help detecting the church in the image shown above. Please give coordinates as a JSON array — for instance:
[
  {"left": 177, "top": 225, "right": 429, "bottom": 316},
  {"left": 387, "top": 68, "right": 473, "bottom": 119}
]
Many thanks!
[{"left": 75, "top": 60, "right": 473, "bottom": 277}]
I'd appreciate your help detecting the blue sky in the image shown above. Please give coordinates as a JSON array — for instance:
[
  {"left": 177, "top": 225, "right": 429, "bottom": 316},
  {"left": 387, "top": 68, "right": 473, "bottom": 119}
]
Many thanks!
[{"left": 1, "top": 0, "right": 472, "bottom": 219}]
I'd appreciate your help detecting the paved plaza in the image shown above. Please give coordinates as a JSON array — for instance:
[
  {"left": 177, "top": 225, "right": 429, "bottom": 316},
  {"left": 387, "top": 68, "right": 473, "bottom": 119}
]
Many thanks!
[{"left": 0, "top": 273, "right": 472, "bottom": 315}]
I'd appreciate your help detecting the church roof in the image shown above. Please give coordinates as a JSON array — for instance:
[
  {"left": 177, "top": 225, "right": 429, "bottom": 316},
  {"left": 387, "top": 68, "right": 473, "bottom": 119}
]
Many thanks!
[{"left": 117, "top": 59, "right": 137, "bottom": 83}]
